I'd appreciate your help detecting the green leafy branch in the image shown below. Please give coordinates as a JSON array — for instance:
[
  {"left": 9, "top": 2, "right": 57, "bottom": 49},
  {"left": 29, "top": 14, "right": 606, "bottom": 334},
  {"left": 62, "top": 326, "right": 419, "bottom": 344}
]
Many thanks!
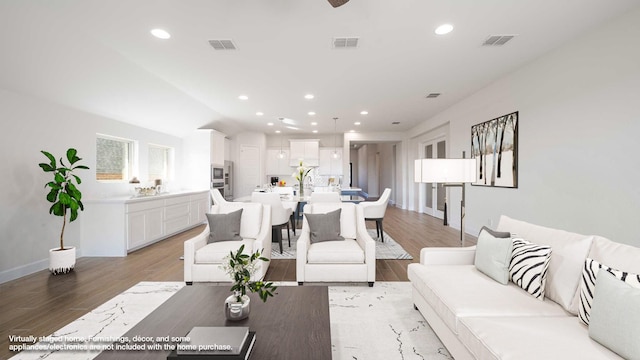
[{"left": 223, "top": 244, "right": 277, "bottom": 303}]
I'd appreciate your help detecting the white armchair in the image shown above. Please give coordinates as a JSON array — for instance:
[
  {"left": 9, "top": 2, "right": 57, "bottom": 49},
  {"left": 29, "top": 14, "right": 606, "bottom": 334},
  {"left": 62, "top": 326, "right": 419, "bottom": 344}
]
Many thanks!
[
  {"left": 296, "top": 202, "right": 376, "bottom": 287},
  {"left": 358, "top": 188, "right": 391, "bottom": 241},
  {"left": 184, "top": 202, "right": 271, "bottom": 284},
  {"left": 251, "top": 192, "right": 294, "bottom": 253}
]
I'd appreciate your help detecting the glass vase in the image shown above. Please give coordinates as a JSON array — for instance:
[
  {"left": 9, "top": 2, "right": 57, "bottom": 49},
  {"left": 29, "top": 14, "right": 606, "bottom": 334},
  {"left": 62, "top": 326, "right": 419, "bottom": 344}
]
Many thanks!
[{"left": 224, "top": 292, "right": 251, "bottom": 321}]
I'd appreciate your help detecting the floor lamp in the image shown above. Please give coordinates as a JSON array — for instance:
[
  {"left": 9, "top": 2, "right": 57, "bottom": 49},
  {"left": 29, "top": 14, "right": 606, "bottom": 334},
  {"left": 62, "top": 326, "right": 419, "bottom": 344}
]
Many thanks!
[{"left": 414, "top": 152, "right": 477, "bottom": 246}]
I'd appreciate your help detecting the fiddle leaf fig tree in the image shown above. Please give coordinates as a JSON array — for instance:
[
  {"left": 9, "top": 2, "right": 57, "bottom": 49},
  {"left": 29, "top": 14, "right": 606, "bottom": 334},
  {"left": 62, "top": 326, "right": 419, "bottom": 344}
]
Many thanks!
[{"left": 39, "top": 148, "right": 89, "bottom": 250}]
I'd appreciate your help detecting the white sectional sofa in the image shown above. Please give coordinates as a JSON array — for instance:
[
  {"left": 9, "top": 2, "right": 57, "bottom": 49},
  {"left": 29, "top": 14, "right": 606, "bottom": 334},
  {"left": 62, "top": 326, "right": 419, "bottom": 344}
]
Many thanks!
[{"left": 408, "top": 215, "right": 640, "bottom": 360}]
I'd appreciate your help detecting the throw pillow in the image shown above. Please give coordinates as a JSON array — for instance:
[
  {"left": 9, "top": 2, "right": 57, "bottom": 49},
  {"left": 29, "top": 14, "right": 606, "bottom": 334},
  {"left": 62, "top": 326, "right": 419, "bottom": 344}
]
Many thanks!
[
  {"left": 588, "top": 271, "right": 640, "bottom": 359},
  {"left": 206, "top": 209, "right": 243, "bottom": 243},
  {"left": 578, "top": 258, "right": 640, "bottom": 326},
  {"left": 474, "top": 226, "right": 513, "bottom": 284},
  {"left": 509, "top": 238, "right": 552, "bottom": 300},
  {"left": 305, "top": 209, "right": 344, "bottom": 243}
]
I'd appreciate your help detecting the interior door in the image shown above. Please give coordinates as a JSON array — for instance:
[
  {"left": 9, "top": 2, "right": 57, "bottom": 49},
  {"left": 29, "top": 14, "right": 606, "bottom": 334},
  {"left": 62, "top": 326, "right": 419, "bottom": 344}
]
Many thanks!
[
  {"left": 238, "top": 145, "right": 260, "bottom": 197},
  {"left": 419, "top": 138, "right": 446, "bottom": 219}
]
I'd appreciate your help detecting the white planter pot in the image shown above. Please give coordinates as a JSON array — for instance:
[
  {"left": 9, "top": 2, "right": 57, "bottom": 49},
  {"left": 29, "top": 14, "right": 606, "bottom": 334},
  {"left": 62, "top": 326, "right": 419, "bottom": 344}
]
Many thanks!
[{"left": 49, "top": 247, "right": 76, "bottom": 275}]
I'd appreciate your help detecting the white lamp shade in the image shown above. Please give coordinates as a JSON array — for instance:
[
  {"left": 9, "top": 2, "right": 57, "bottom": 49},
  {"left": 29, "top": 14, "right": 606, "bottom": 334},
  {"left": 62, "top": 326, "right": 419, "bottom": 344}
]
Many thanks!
[
  {"left": 419, "top": 158, "right": 477, "bottom": 183},
  {"left": 414, "top": 159, "right": 422, "bottom": 183}
]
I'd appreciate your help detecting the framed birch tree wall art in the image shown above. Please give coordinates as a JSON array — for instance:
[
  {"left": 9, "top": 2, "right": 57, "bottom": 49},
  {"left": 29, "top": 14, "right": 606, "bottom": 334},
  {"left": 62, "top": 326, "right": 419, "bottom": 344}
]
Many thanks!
[{"left": 471, "top": 111, "right": 518, "bottom": 188}]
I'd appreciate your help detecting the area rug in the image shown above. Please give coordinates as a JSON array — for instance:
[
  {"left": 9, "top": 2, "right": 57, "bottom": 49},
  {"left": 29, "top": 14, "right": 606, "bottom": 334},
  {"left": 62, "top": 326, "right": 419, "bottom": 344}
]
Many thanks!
[
  {"left": 8, "top": 282, "right": 448, "bottom": 360},
  {"left": 271, "top": 229, "right": 413, "bottom": 260}
]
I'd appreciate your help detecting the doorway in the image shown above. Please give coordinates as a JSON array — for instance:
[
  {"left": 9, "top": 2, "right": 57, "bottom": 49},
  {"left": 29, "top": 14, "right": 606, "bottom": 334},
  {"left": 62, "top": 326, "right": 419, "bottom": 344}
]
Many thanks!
[{"left": 419, "top": 138, "right": 446, "bottom": 219}]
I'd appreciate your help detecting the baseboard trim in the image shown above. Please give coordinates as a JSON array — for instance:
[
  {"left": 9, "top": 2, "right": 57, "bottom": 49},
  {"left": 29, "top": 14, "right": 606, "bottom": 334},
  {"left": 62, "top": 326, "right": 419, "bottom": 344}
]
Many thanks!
[{"left": 0, "top": 258, "right": 49, "bottom": 284}]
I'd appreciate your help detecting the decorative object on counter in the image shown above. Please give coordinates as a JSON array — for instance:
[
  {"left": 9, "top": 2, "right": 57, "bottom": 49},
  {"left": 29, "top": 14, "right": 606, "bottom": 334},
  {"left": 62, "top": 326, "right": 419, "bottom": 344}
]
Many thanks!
[
  {"left": 293, "top": 160, "right": 312, "bottom": 197},
  {"left": 279, "top": 180, "right": 286, "bottom": 186},
  {"left": 129, "top": 176, "right": 140, "bottom": 184},
  {"left": 220, "top": 244, "right": 277, "bottom": 320},
  {"left": 134, "top": 186, "right": 157, "bottom": 197},
  {"left": 39, "top": 148, "right": 89, "bottom": 275}
]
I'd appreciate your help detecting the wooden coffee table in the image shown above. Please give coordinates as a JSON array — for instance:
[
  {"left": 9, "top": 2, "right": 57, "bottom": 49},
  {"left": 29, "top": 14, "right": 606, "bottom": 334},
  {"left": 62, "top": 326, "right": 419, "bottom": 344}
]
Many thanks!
[{"left": 95, "top": 285, "right": 331, "bottom": 360}]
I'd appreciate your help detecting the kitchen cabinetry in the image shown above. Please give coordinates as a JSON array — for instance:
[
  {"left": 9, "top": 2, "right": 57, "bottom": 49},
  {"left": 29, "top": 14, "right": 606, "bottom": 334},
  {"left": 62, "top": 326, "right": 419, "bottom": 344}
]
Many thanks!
[
  {"left": 289, "top": 139, "right": 319, "bottom": 166},
  {"left": 318, "top": 148, "right": 343, "bottom": 175},
  {"left": 266, "top": 148, "right": 292, "bottom": 175},
  {"left": 210, "top": 130, "right": 226, "bottom": 166},
  {"left": 81, "top": 191, "right": 210, "bottom": 256}
]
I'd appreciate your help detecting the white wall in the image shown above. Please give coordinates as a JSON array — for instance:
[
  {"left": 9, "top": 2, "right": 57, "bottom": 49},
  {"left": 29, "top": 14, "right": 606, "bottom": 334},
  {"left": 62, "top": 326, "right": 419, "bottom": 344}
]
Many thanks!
[
  {"left": 378, "top": 143, "right": 395, "bottom": 201},
  {"left": 229, "top": 132, "right": 266, "bottom": 197},
  {"left": 366, "top": 144, "right": 379, "bottom": 197},
  {"left": 407, "top": 7, "right": 640, "bottom": 246},
  {"left": 357, "top": 145, "right": 368, "bottom": 193},
  {"left": 0, "top": 89, "right": 186, "bottom": 282}
]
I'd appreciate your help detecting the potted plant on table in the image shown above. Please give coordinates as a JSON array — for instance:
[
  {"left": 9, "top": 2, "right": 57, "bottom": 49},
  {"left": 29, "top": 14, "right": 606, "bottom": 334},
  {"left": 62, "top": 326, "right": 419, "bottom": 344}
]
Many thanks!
[
  {"left": 293, "top": 161, "right": 312, "bottom": 197},
  {"left": 221, "top": 245, "right": 277, "bottom": 321},
  {"left": 39, "top": 148, "right": 89, "bottom": 275}
]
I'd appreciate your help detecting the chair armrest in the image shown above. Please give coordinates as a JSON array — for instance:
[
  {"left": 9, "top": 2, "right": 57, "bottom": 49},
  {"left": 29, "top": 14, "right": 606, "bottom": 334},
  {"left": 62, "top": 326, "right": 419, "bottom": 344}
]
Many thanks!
[
  {"left": 356, "top": 228, "right": 376, "bottom": 282},
  {"left": 252, "top": 205, "right": 272, "bottom": 258},
  {"left": 296, "top": 230, "right": 311, "bottom": 282},
  {"left": 184, "top": 226, "right": 209, "bottom": 281},
  {"left": 419, "top": 246, "right": 476, "bottom": 265}
]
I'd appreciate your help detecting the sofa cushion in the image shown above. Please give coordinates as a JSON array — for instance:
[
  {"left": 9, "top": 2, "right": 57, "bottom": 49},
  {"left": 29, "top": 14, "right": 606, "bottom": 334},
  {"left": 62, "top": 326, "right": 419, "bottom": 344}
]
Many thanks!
[
  {"left": 214, "top": 202, "right": 263, "bottom": 240},
  {"left": 305, "top": 209, "right": 345, "bottom": 243},
  {"left": 194, "top": 239, "right": 255, "bottom": 264},
  {"left": 497, "top": 215, "right": 593, "bottom": 314},
  {"left": 304, "top": 203, "right": 357, "bottom": 240},
  {"left": 588, "top": 236, "right": 640, "bottom": 274},
  {"left": 458, "top": 316, "right": 622, "bottom": 360},
  {"left": 579, "top": 258, "right": 640, "bottom": 325},
  {"left": 407, "top": 264, "right": 568, "bottom": 335},
  {"left": 509, "top": 238, "right": 552, "bottom": 300},
  {"left": 589, "top": 271, "right": 640, "bottom": 360},
  {"left": 307, "top": 239, "right": 364, "bottom": 264},
  {"left": 474, "top": 226, "right": 513, "bottom": 284},
  {"left": 206, "top": 209, "right": 242, "bottom": 243}
]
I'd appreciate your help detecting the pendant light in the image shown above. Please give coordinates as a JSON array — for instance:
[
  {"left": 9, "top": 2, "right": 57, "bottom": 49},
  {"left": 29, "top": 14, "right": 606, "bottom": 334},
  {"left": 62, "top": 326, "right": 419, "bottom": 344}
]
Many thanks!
[
  {"left": 332, "top": 117, "right": 340, "bottom": 159},
  {"left": 278, "top": 118, "right": 285, "bottom": 159}
]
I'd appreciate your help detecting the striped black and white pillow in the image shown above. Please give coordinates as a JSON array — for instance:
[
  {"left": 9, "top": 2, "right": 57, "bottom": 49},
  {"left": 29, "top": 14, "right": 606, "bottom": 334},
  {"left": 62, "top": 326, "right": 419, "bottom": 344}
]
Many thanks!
[
  {"left": 578, "top": 258, "right": 640, "bottom": 326},
  {"left": 509, "top": 238, "right": 552, "bottom": 300}
]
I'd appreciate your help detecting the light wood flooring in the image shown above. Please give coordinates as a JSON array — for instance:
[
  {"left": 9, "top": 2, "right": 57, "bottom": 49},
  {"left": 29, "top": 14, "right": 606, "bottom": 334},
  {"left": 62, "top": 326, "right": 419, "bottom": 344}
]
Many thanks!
[{"left": 0, "top": 206, "right": 475, "bottom": 359}]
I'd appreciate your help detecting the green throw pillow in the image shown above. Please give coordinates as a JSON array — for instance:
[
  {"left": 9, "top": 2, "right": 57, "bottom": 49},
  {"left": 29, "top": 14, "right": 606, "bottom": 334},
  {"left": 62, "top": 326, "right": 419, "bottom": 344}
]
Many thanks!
[
  {"left": 206, "top": 209, "right": 243, "bottom": 243},
  {"left": 474, "top": 226, "right": 512, "bottom": 284},
  {"left": 589, "top": 270, "right": 640, "bottom": 359},
  {"left": 305, "top": 209, "right": 345, "bottom": 243}
]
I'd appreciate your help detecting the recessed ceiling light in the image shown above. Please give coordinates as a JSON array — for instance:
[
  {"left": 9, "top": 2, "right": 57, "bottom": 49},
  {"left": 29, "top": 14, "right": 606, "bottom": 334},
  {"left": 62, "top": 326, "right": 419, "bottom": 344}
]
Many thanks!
[
  {"left": 312, "top": 130, "right": 318, "bottom": 133},
  {"left": 360, "top": 111, "right": 368, "bottom": 115},
  {"left": 435, "top": 24, "right": 454, "bottom": 35},
  {"left": 275, "top": 130, "right": 281, "bottom": 134},
  {"left": 238, "top": 95, "right": 249, "bottom": 100},
  {"left": 311, "top": 122, "right": 318, "bottom": 126},
  {"left": 350, "top": 130, "right": 356, "bottom": 133},
  {"left": 256, "top": 112, "right": 264, "bottom": 116},
  {"left": 150, "top": 28, "right": 171, "bottom": 39},
  {"left": 267, "top": 122, "right": 274, "bottom": 126},
  {"left": 304, "top": 94, "right": 314, "bottom": 100},
  {"left": 354, "top": 122, "right": 361, "bottom": 126},
  {"left": 308, "top": 111, "right": 316, "bottom": 116}
]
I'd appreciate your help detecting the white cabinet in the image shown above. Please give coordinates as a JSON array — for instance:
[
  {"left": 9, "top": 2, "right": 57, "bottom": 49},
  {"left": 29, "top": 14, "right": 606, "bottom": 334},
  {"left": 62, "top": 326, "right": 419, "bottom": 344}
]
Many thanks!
[
  {"left": 289, "top": 140, "right": 319, "bottom": 166},
  {"left": 266, "top": 148, "right": 292, "bottom": 175},
  {"left": 81, "top": 191, "right": 210, "bottom": 256},
  {"left": 211, "top": 130, "right": 226, "bottom": 166},
  {"left": 318, "top": 148, "right": 343, "bottom": 175}
]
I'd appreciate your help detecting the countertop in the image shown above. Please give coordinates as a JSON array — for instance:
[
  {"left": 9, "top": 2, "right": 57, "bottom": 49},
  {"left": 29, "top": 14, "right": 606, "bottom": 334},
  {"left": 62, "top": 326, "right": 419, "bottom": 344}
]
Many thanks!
[{"left": 85, "top": 189, "right": 209, "bottom": 204}]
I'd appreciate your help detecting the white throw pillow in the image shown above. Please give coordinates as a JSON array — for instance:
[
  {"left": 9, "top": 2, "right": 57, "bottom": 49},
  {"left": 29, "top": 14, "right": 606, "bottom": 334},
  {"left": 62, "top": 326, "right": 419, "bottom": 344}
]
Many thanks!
[
  {"left": 509, "top": 238, "right": 552, "bottom": 300},
  {"left": 579, "top": 258, "right": 640, "bottom": 326},
  {"left": 474, "top": 227, "right": 513, "bottom": 285}
]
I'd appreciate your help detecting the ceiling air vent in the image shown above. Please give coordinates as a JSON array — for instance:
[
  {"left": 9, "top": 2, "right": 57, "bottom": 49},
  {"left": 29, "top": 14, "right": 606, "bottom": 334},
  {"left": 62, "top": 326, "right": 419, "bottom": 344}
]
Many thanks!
[
  {"left": 333, "top": 37, "right": 359, "bottom": 48},
  {"left": 482, "top": 35, "right": 516, "bottom": 46},
  {"left": 425, "top": 93, "right": 441, "bottom": 98},
  {"left": 208, "top": 39, "right": 237, "bottom": 50}
]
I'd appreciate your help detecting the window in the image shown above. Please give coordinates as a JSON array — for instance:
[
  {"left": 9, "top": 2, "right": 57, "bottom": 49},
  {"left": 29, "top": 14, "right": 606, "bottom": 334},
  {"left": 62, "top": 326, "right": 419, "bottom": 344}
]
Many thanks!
[
  {"left": 96, "top": 135, "right": 135, "bottom": 181},
  {"left": 148, "top": 144, "right": 173, "bottom": 181}
]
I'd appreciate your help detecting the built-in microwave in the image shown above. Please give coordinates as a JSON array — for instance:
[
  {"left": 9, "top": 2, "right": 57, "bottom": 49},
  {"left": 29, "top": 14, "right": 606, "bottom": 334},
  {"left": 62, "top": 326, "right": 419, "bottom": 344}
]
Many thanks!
[{"left": 211, "top": 166, "right": 224, "bottom": 181}]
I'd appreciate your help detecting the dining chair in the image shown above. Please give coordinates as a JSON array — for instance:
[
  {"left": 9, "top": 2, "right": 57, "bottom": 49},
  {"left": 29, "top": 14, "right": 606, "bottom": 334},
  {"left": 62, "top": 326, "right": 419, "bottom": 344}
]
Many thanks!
[
  {"left": 309, "top": 192, "right": 341, "bottom": 203},
  {"left": 251, "top": 192, "right": 294, "bottom": 253},
  {"left": 210, "top": 188, "right": 228, "bottom": 205},
  {"left": 358, "top": 188, "right": 391, "bottom": 242}
]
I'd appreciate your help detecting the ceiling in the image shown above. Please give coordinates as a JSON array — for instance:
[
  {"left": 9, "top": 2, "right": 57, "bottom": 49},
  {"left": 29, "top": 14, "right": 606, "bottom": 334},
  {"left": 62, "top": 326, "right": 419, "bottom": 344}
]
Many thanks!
[{"left": 1, "top": 0, "right": 637, "bottom": 138}]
